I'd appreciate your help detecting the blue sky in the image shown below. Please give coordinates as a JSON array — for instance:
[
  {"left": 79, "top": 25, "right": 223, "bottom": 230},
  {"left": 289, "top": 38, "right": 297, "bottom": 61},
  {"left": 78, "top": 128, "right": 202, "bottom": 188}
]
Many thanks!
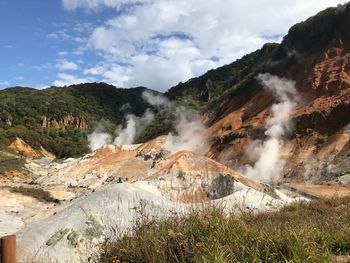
[
  {"left": 0, "top": 0, "right": 347, "bottom": 91},
  {"left": 0, "top": 0, "right": 105, "bottom": 88}
]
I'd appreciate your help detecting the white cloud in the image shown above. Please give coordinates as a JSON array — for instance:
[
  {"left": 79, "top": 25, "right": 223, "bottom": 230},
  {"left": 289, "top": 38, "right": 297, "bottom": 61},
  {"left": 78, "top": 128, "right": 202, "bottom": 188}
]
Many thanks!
[
  {"left": 47, "top": 27, "right": 90, "bottom": 44},
  {"left": 53, "top": 73, "right": 95, "bottom": 86},
  {"left": 64, "top": 0, "right": 347, "bottom": 90},
  {"left": 62, "top": 0, "right": 151, "bottom": 10},
  {"left": 14, "top": 76, "right": 24, "bottom": 81},
  {"left": 58, "top": 51, "right": 68, "bottom": 56},
  {"left": 56, "top": 59, "right": 79, "bottom": 70},
  {"left": 0, "top": 81, "right": 10, "bottom": 87},
  {"left": 47, "top": 33, "right": 59, "bottom": 39},
  {"left": 31, "top": 63, "right": 54, "bottom": 71},
  {"left": 47, "top": 30, "right": 71, "bottom": 40},
  {"left": 102, "top": 65, "right": 131, "bottom": 87}
]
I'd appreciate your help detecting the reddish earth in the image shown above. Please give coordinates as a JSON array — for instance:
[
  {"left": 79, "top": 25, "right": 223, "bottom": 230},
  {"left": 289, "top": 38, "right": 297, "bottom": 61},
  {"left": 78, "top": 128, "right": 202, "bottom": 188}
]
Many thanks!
[
  {"left": 205, "top": 5, "right": 350, "bottom": 183},
  {"left": 9, "top": 137, "right": 42, "bottom": 159},
  {"left": 288, "top": 183, "right": 350, "bottom": 199},
  {"left": 206, "top": 45, "right": 350, "bottom": 183}
]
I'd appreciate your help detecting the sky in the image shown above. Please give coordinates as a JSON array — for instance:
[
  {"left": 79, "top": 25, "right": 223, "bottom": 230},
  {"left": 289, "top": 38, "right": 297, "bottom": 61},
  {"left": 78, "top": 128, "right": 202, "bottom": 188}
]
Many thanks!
[{"left": 0, "top": 0, "right": 347, "bottom": 91}]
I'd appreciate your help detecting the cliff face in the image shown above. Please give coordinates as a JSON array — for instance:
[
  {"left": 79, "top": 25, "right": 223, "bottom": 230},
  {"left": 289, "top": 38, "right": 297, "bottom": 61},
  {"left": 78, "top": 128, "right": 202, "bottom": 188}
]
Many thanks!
[
  {"left": 41, "top": 114, "right": 87, "bottom": 129},
  {"left": 206, "top": 4, "right": 350, "bottom": 182}
]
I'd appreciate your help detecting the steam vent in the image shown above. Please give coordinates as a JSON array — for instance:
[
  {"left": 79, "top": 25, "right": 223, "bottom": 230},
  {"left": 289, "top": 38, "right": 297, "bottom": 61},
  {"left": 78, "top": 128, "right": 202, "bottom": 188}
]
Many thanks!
[{"left": 0, "top": 1, "right": 350, "bottom": 262}]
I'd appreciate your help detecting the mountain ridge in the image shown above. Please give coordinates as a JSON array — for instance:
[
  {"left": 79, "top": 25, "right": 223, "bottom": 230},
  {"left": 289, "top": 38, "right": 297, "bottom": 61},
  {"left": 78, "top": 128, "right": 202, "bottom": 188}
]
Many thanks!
[
  {"left": 1, "top": 3, "right": 350, "bottom": 181},
  {"left": 1, "top": 4, "right": 350, "bottom": 262}
]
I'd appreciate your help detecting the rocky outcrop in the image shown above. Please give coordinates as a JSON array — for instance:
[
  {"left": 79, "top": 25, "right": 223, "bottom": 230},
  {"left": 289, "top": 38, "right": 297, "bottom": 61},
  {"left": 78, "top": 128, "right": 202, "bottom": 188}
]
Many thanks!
[
  {"left": 9, "top": 138, "right": 42, "bottom": 159},
  {"left": 41, "top": 114, "right": 87, "bottom": 129},
  {"left": 15, "top": 184, "right": 186, "bottom": 262},
  {"left": 312, "top": 48, "right": 350, "bottom": 92},
  {"left": 205, "top": 78, "right": 214, "bottom": 102},
  {"left": 0, "top": 114, "right": 13, "bottom": 126},
  {"left": 8, "top": 137, "right": 55, "bottom": 160},
  {"left": 15, "top": 181, "right": 300, "bottom": 263}
]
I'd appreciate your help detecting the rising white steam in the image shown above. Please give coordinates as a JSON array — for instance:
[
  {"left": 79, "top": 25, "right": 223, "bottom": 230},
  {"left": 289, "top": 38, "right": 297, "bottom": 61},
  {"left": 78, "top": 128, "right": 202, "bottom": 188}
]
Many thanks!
[
  {"left": 142, "top": 91, "right": 171, "bottom": 107},
  {"left": 244, "top": 73, "right": 299, "bottom": 182},
  {"left": 165, "top": 106, "right": 209, "bottom": 153},
  {"left": 142, "top": 91, "right": 209, "bottom": 154},
  {"left": 88, "top": 91, "right": 209, "bottom": 152},
  {"left": 114, "top": 109, "right": 154, "bottom": 145},
  {"left": 87, "top": 125, "right": 112, "bottom": 151}
]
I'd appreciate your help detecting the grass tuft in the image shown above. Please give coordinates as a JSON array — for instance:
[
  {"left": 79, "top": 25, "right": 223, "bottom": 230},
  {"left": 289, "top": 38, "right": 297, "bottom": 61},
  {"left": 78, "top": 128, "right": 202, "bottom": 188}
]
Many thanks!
[
  {"left": 8, "top": 186, "right": 58, "bottom": 203},
  {"left": 99, "top": 197, "right": 350, "bottom": 263}
]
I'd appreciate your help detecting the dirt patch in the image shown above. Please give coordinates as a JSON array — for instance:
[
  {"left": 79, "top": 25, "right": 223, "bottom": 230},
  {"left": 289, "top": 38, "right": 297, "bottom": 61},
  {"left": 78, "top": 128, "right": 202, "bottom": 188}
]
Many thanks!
[{"left": 289, "top": 183, "right": 350, "bottom": 199}]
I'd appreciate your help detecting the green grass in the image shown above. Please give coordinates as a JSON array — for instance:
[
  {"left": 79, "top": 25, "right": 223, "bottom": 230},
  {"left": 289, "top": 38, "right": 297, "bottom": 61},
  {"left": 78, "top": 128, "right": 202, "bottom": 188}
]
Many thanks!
[
  {"left": 0, "top": 146, "right": 26, "bottom": 175},
  {"left": 8, "top": 186, "right": 58, "bottom": 203},
  {"left": 0, "top": 157, "right": 25, "bottom": 175},
  {"left": 99, "top": 197, "right": 350, "bottom": 263}
]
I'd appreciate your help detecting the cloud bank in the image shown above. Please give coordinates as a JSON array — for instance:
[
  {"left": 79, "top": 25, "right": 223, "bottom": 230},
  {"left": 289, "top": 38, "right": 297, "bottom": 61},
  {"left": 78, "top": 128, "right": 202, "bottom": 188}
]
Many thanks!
[{"left": 58, "top": 0, "right": 347, "bottom": 91}]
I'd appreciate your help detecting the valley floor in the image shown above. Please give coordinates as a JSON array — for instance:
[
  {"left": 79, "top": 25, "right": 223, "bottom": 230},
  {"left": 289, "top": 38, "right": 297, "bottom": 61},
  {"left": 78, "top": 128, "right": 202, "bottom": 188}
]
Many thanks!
[{"left": 1, "top": 139, "right": 349, "bottom": 262}]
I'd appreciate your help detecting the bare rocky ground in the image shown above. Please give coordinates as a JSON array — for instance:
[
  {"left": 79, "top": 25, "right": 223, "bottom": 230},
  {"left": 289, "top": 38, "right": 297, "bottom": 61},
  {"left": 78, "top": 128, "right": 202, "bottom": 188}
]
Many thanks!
[
  {"left": 1, "top": 126, "right": 349, "bottom": 262},
  {"left": 0, "top": 136, "right": 319, "bottom": 263},
  {"left": 1, "top": 118, "right": 349, "bottom": 262},
  {"left": 0, "top": 6, "right": 349, "bottom": 262}
]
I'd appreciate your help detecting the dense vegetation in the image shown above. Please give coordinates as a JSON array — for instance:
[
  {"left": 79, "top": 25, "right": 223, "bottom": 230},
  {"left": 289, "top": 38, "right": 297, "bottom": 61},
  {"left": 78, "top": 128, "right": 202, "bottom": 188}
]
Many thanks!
[
  {"left": 285, "top": 3, "right": 350, "bottom": 53},
  {"left": 0, "top": 84, "right": 150, "bottom": 126},
  {"left": 0, "top": 83, "right": 153, "bottom": 158},
  {"left": 166, "top": 42, "right": 279, "bottom": 110},
  {"left": 99, "top": 197, "right": 350, "bottom": 263},
  {"left": 136, "top": 110, "right": 176, "bottom": 143}
]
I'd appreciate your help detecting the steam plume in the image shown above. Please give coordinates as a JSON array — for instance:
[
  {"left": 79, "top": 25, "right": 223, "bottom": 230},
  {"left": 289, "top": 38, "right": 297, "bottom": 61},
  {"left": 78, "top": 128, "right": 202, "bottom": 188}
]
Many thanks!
[
  {"left": 244, "top": 73, "right": 299, "bottom": 182},
  {"left": 87, "top": 91, "right": 209, "bottom": 152},
  {"left": 142, "top": 91, "right": 171, "bottom": 108},
  {"left": 88, "top": 125, "right": 112, "bottom": 151},
  {"left": 142, "top": 91, "right": 209, "bottom": 154},
  {"left": 114, "top": 109, "right": 154, "bottom": 145}
]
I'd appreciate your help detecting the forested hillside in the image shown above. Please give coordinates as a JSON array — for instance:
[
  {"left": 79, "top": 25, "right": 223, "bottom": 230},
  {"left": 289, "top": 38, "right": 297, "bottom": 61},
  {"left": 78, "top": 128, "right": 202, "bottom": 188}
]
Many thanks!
[{"left": 0, "top": 83, "right": 152, "bottom": 157}]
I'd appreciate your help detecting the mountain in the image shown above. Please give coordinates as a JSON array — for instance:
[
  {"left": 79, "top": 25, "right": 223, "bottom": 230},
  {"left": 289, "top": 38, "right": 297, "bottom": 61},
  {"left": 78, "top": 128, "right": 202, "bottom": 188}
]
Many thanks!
[
  {"left": 0, "top": 83, "right": 155, "bottom": 159},
  {"left": 1, "top": 4, "right": 349, "bottom": 182},
  {"left": 1, "top": 4, "right": 350, "bottom": 262},
  {"left": 166, "top": 43, "right": 279, "bottom": 108},
  {"left": 6, "top": 132, "right": 349, "bottom": 262},
  {"left": 166, "top": 3, "right": 350, "bottom": 182},
  {"left": 203, "top": 3, "right": 350, "bottom": 182},
  {"left": 167, "top": 4, "right": 350, "bottom": 108},
  {"left": 2, "top": 4, "right": 350, "bottom": 181}
]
